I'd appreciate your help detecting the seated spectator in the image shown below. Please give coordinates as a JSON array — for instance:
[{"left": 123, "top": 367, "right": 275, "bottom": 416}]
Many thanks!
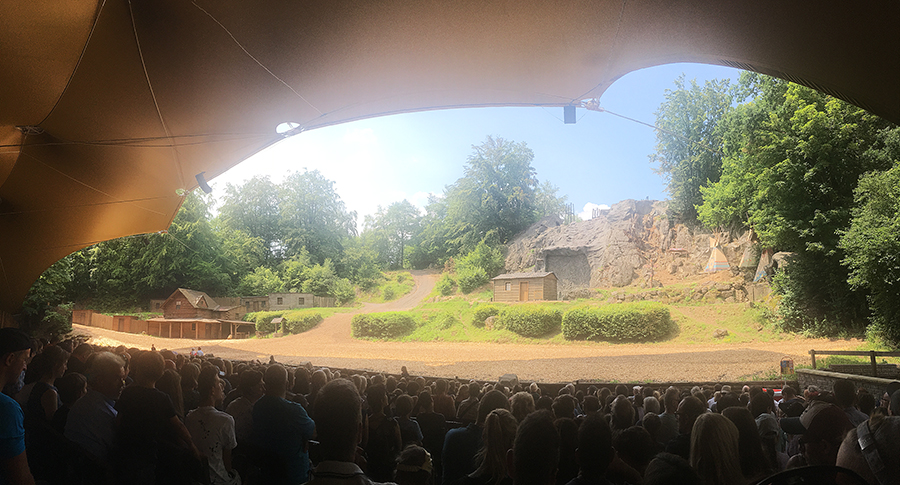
[
  {"left": 457, "top": 382, "right": 481, "bottom": 424},
  {"left": 509, "top": 410, "right": 558, "bottom": 485},
  {"left": 833, "top": 378, "right": 869, "bottom": 426},
  {"left": 613, "top": 426, "right": 660, "bottom": 476},
  {"left": 416, "top": 390, "right": 447, "bottom": 480},
  {"left": 65, "top": 352, "right": 125, "bottom": 466},
  {"left": 24, "top": 345, "right": 69, "bottom": 481},
  {"left": 656, "top": 387, "right": 680, "bottom": 446},
  {"left": 641, "top": 412, "right": 662, "bottom": 444},
  {"left": 66, "top": 343, "right": 92, "bottom": 377},
  {"left": 0, "top": 327, "right": 36, "bottom": 485},
  {"left": 609, "top": 395, "right": 635, "bottom": 440},
  {"left": 642, "top": 452, "right": 700, "bottom": 485},
  {"left": 510, "top": 391, "right": 535, "bottom": 423},
  {"left": 666, "top": 396, "right": 705, "bottom": 460},
  {"left": 721, "top": 406, "right": 772, "bottom": 481},
  {"left": 180, "top": 363, "right": 200, "bottom": 414},
  {"left": 836, "top": 414, "right": 900, "bottom": 485},
  {"left": 857, "top": 390, "right": 876, "bottom": 417},
  {"left": 365, "top": 383, "right": 402, "bottom": 482},
  {"left": 434, "top": 379, "right": 456, "bottom": 420},
  {"left": 555, "top": 418, "right": 579, "bottom": 485},
  {"left": 462, "top": 408, "right": 517, "bottom": 485},
  {"left": 714, "top": 392, "right": 740, "bottom": 413},
  {"left": 443, "top": 390, "right": 510, "bottom": 483},
  {"left": 157, "top": 368, "right": 185, "bottom": 417},
  {"left": 395, "top": 394, "right": 423, "bottom": 447},
  {"left": 51, "top": 371, "right": 87, "bottom": 434},
  {"left": 306, "top": 378, "right": 383, "bottom": 485},
  {"left": 581, "top": 395, "right": 600, "bottom": 416},
  {"left": 780, "top": 400, "right": 853, "bottom": 468},
  {"left": 115, "top": 351, "right": 201, "bottom": 484},
  {"left": 689, "top": 413, "right": 745, "bottom": 485},
  {"left": 566, "top": 413, "right": 614, "bottom": 485},
  {"left": 250, "top": 364, "right": 316, "bottom": 484},
  {"left": 185, "top": 366, "right": 241, "bottom": 485},
  {"left": 535, "top": 395, "right": 553, "bottom": 413},
  {"left": 552, "top": 395, "right": 576, "bottom": 421},
  {"left": 395, "top": 445, "right": 433, "bottom": 485},
  {"left": 226, "top": 369, "right": 264, "bottom": 446}
]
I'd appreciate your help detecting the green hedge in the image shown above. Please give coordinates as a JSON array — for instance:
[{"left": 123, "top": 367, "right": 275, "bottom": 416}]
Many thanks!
[
  {"left": 496, "top": 305, "right": 562, "bottom": 337},
  {"left": 435, "top": 273, "right": 456, "bottom": 296},
  {"left": 247, "top": 310, "right": 323, "bottom": 334},
  {"left": 472, "top": 305, "right": 501, "bottom": 327},
  {"left": 562, "top": 302, "right": 675, "bottom": 342},
  {"left": 351, "top": 312, "right": 417, "bottom": 339}
]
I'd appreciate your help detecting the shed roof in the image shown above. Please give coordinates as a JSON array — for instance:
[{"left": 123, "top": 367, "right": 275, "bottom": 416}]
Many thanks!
[
  {"left": 166, "top": 288, "right": 236, "bottom": 312},
  {"left": 491, "top": 272, "right": 557, "bottom": 281}
]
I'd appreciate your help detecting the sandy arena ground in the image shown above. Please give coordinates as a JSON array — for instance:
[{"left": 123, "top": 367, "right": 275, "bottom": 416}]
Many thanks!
[{"left": 73, "top": 271, "right": 861, "bottom": 383}]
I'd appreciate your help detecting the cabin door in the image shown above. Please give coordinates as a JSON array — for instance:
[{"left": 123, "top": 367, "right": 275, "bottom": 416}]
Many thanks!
[{"left": 519, "top": 282, "right": 529, "bottom": 301}]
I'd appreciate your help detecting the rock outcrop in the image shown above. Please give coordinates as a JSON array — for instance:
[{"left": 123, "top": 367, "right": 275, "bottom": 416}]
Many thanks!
[{"left": 505, "top": 200, "right": 759, "bottom": 298}]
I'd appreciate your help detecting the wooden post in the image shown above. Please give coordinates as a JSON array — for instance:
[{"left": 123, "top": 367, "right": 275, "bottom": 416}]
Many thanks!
[
  {"left": 871, "top": 350, "right": 878, "bottom": 377},
  {"left": 810, "top": 350, "right": 817, "bottom": 369}
]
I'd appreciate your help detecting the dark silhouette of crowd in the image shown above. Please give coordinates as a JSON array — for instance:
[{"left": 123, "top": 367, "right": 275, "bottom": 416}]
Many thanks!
[{"left": 2, "top": 327, "right": 899, "bottom": 485}]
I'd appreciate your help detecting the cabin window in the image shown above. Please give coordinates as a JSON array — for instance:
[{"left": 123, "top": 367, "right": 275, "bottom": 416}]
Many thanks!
[
  {"left": 299, "top": 297, "right": 305, "bottom": 305},
  {"left": 176, "top": 301, "right": 181, "bottom": 309},
  {"left": 191, "top": 323, "right": 196, "bottom": 331},
  {"left": 155, "top": 302, "right": 161, "bottom": 309},
  {"left": 505, "top": 282, "right": 511, "bottom": 291},
  {"left": 277, "top": 297, "right": 283, "bottom": 305}
]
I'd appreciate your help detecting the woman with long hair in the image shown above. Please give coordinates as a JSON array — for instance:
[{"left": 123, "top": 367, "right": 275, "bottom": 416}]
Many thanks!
[
  {"left": 689, "top": 412, "right": 746, "bottom": 485},
  {"left": 722, "top": 406, "right": 774, "bottom": 481},
  {"left": 462, "top": 408, "right": 517, "bottom": 485}
]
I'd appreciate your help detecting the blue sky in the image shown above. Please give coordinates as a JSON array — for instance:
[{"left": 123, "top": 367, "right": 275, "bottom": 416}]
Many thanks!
[{"left": 210, "top": 62, "right": 742, "bottom": 224}]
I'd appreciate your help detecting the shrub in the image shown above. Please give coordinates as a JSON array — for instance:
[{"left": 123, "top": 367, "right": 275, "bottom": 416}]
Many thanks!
[
  {"left": 435, "top": 312, "right": 460, "bottom": 329},
  {"left": 396, "top": 273, "right": 407, "bottom": 283},
  {"left": 383, "top": 286, "right": 396, "bottom": 301},
  {"left": 248, "top": 311, "right": 283, "bottom": 333},
  {"left": 352, "top": 312, "right": 417, "bottom": 339},
  {"left": 435, "top": 273, "right": 456, "bottom": 296},
  {"left": 283, "top": 312, "right": 324, "bottom": 334},
  {"left": 457, "top": 266, "right": 489, "bottom": 294},
  {"left": 472, "top": 305, "right": 501, "bottom": 327},
  {"left": 562, "top": 302, "right": 676, "bottom": 342},
  {"left": 496, "top": 305, "right": 562, "bottom": 337}
]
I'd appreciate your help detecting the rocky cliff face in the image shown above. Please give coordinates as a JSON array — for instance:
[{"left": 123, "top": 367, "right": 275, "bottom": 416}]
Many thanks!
[{"left": 505, "top": 200, "right": 756, "bottom": 298}]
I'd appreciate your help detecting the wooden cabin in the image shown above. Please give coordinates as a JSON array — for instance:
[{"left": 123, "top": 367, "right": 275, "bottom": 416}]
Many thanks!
[{"left": 492, "top": 272, "right": 558, "bottom": 302}]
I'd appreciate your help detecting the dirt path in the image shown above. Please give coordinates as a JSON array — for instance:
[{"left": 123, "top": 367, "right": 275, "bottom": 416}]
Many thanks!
[{"left": 74, "top": 271, "right": 861, "bottom": 383}]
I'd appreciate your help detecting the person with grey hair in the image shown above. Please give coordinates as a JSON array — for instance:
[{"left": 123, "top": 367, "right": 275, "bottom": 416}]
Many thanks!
[
  {"left": 65, "top": 351, "right": 126, "bottom": 465},
  {"left": 643, "top": 396, "right": 660, "bottom": 415}
]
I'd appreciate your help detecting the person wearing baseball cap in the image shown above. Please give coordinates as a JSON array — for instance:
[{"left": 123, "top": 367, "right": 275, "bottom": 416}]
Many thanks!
[
  {"left": 0, "top": 327, "right": 36, "bottom": 484},
  {"left": 781, "top": 399, "right": 853, "bottom": 468}
]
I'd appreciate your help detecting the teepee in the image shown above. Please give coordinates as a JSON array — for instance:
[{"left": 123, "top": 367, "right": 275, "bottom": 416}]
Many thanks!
[
  {"left": 754, "top": 249, "right": 774, "bottom": 282},
  {"left": 705, "top": 236, "right": 731, "bottom": 273}
]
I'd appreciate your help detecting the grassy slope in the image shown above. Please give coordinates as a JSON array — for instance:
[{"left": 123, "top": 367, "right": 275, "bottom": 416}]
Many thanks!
[{"left": 358, "top": 271, "right": 415, "bottom": 303}]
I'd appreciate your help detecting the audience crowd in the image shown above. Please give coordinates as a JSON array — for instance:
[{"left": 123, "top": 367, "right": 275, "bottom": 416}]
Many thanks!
[{"left": 1, "top": 326, "right": 899, "bottom": 485}]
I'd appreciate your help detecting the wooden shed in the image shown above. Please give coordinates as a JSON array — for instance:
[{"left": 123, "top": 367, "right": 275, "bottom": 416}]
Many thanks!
[{"left": 492, "top": 272, "right": 558, "bottom": 302}]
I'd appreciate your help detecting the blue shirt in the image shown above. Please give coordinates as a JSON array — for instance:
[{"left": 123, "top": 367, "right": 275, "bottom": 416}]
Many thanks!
[
  {"left": 251, "top": 395, "right": 315, "bottom": 484},
  {"left": 0, "top": 392, "right": 25, "bottom": 485}
]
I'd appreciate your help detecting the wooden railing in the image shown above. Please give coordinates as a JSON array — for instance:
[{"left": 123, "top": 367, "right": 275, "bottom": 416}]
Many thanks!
[{"left": 809, "top": 349, "right": 900, "bottom": 377}]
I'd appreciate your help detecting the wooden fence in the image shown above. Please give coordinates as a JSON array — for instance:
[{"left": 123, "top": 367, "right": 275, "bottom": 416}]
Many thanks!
[{"left": 809, "top": 349, "right": 900, "bottom": 377}]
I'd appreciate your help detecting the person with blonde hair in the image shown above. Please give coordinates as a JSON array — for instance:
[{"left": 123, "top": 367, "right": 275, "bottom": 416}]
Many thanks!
[
  {"left": 689, "top": 413, "right": 746, "bottom": 485},
  {"left": 463, "top": 408, "right": 517, "bottom": 485}
]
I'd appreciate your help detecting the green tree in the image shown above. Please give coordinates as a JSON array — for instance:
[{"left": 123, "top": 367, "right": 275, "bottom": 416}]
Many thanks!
[
  {"left": 217, "top": 176, "right": 282, "bottom": 264},
  {"left": 840, "top": 129, "right": 900, "bottom": 345},
  {"left": 279, "top": 170, "right": 357, "bottom": 267},
  {"left": 697, "top": 74, "right": 896, "bottom": 331},
  {"left": 20, "top": 256, "right": 74, "bottom": 337},
  {"left": 363, "top": 200, "right": 422, "bottom": 269},
  {"left": 237, "top": 266, "right": 284, "bottom": 296},
  {"left": 651, "top": 75, "right": 734, "bottom": 222}
]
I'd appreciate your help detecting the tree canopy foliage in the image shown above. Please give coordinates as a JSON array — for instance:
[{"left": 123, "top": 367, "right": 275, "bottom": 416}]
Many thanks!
[{"left": 655, "top": 72, "right": 900, "bottom": 342}]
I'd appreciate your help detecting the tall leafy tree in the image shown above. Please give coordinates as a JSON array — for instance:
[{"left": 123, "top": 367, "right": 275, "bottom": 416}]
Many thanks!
[
  {"left": 279, "top": 170, "right": 357, "bottom": 267},
  {"left": 840, "top": 129, "right": 900, "bottom": 345},
  {"left": 218, "top": 176, "right": 282, "bottom": 264},
  {"left": 651, "top": 75, "right": 734, "bottom": 222},
  {"left": 363, "top": 200, "right": 422, "bottom": 269}
]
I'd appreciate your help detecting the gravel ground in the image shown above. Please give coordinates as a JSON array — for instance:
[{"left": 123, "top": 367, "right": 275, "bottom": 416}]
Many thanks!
[{"left": 74, "top": 270, "right": 861, "bottom": 383}]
